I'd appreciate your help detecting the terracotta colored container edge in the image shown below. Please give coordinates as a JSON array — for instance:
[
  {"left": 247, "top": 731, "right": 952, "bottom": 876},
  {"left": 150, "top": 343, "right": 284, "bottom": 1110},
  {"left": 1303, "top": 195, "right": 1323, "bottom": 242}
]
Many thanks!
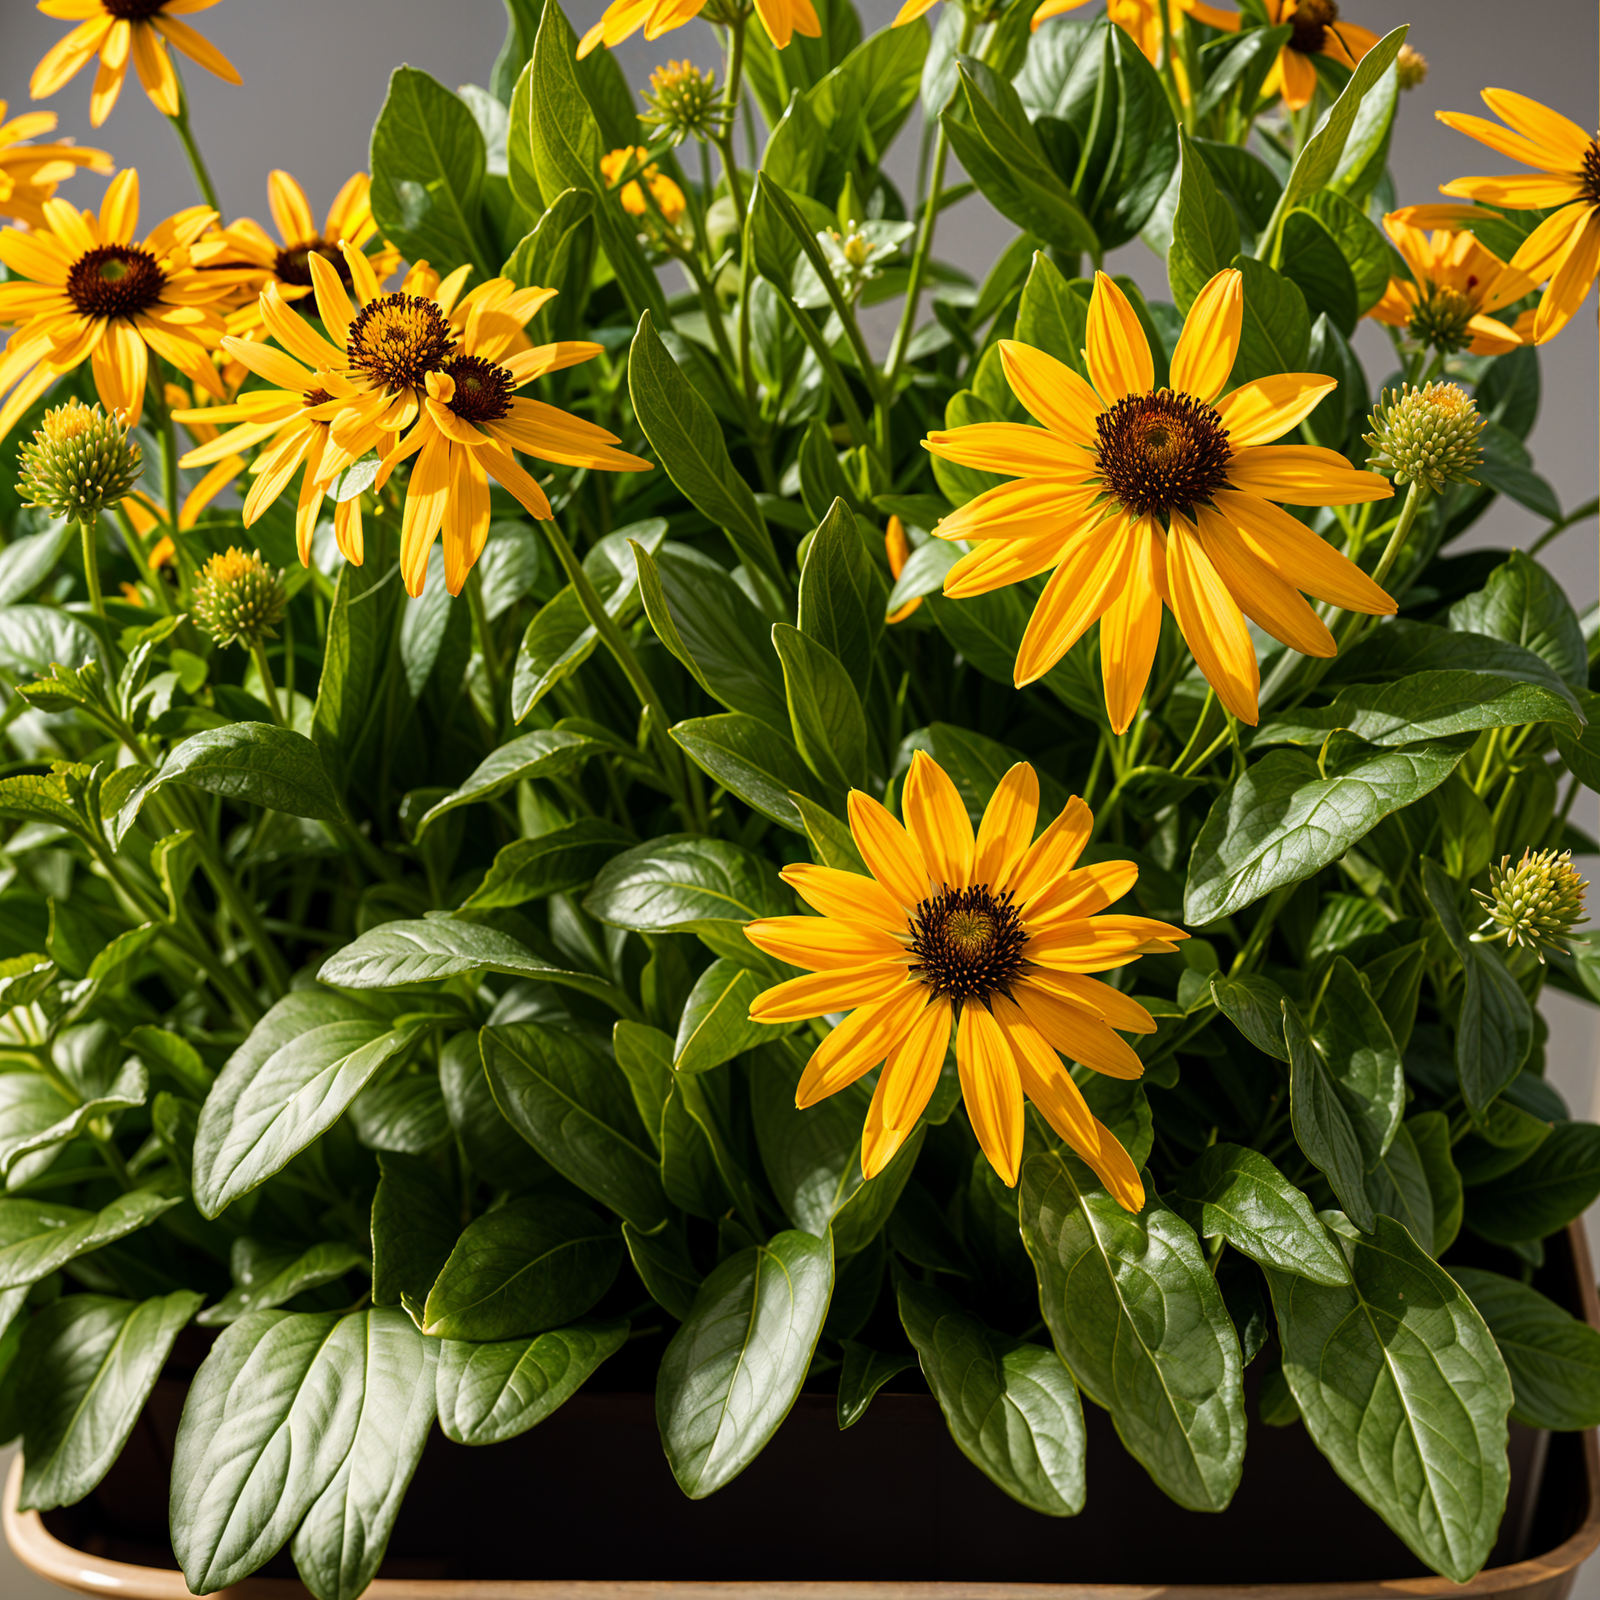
[{"left": 8, "top": 1221, "right": 1600, "bottom": 1600}]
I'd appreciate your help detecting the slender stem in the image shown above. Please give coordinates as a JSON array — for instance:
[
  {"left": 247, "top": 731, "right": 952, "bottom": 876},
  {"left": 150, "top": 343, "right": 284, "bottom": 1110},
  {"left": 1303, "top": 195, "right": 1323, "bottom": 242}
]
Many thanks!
[
  {"left": 166, "top": 79, "right": 221, "bottom": 216},
  {"left": 79, "top": 517, "right": 105, "bottom": 620},
  {"left": 463, "top": 565, "right": 503, "bottom": 735},
  {"left": 712, "top": 17, "right": 748, "bottom": 223},
  {"left": 1364, "top": 479, "right": 1430, "bottom": 596},
  {"left": 883, "top": 7, "right": 979, "bottom": 387},
  {"left": 250, "top": 640, "right": 285, "bottom": 726}
]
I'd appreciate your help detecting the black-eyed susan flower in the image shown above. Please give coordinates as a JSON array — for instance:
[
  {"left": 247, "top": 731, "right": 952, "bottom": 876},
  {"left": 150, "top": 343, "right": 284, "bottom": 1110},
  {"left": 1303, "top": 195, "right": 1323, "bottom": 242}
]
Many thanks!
[
  {"left": 1181, "top": 0, "right": 1380, "bottom": 111},
  {"left": 923, "top": 268, "right": 1395, "bottom": 731},
  {"left": 579, "top": 0, "right": 819, "bottom": 56},
  {"left": 600, "top": 147, "right": 686, "bottom": 228},
  {"left": 1029, "top": 0, "right": 1238, "bottom": 69},
  {"left": 885, "top": 515, "right": 920, "bottom": 624},
  {"left": 745, "top": 752, "right": 1183, "bottom": 1198},
  {"left": 30, "top": 0, "right": 240, "bottom": 128},
  {"left": 381, "top": 284, "right": 651, "bottom": 596},
  {"left": 1368, "top": 211, "right": 1534, "bottom": 355},
  {"left": 194, "top": 169, "right": 401, "bottom": 343},
  {"left": 1436, "top": 90, "right": 1600, "bottom": 344},
  {"left": 0, "top": 169, "right": 239, "bottom": 440},
  {"left": 0, "top": 101, "right": 111, "bottom": 227}
]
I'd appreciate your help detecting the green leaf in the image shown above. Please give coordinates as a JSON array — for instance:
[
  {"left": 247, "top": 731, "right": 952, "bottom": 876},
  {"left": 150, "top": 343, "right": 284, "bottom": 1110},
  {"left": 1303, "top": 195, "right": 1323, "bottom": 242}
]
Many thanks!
[
  {"left": 311, "top": 549, "right": 387, "bottom": 790},
  {"left": 771, "top": 622, "right": 870, "bottom": 792},
  {"left": 0, "top": 1188, "right": 180, "bottom": 1291},
  {"left": 435, "top": 1318, "right": 628, "bottom": 1444},
  {"left": 348, "top": 1071, "right": 449, "bottom": 1154},
  {"left": 506, "top": 1, "right": 665, "bottom": 321},
  {"left": 1168, "top": 1143, "right": 1348, "bottom": 1284},
  {"left": 1019, "top": 1151, "right": 1245, "bottom": 1511},
  {"left": 1185, "top": 742, "right": 1468, "bottom": 925},
  {"left": 198, "top": 1242, "right": 368, "bottom": 1327},
  {"left": 1449, "top": 550, "right": 1586, "bottom": 690},
  {"left": 422, "top": 1196, "right": 619, "bottom": 1341},
  {"left": 418, "top": 727, "right": 606, "bottom": 832},
  {"left": 192, "top": 990, "right": 423, "bottom": 1218},
  {"left": 17, "top": 1289, "right": 202, "bottom": 1512},
  {"left": 1365, "top": 1120, "right": 1435, "bottom": 1251},
  {"left": 624, "top": 1218, "right": 702, "bottom": 1320},
  {"left": 1475, "top": 419, "right": 1561, "bottom": 522},
  {"left": 797, "top": 498, "right": 881, "bottom": 693},
  {"left": 673, "top": 959, "right": 792, "bottom": 1075},
  {"left": 0, "top": 520, "right": 73, "bottom": 608},
  {"left": 1556, "top": 687, "right": 1600, "bottom": 794},
  {"left": 463, "top": 819, "right": 634, "bottom": 911},
  {"left": 0, "top": 1056, "right": 147, "bottom": 1180},
  {"left": 1465, "top": 1122, "right": 1600, "bottom": 1244},
  {"left": 1450, "top": 1267, "right": 1600, "bottom": 1430},
  {"left": 482, "top": 1021, "right": 668, "bottom": 1230},
  {"left": 371, "top": 1151, "right": 457, "bottom": 1309},
  {"left": 1191, "top": 24, "right": 1292, "bottom": 121},
  {"left": 1407, "top": 1110, "right": 1463, "bottom": 1255},
  {"left": 1169, "top": 130, "right": 1240, "bottom": 312},
  {"left": 1299, "top": 187, "right": 1392, "bottom": 314},
  {"left": 502, "top": 187, "right": 596, "bottom": 339},
  {"left": 1209, "top": 973, "right": 1289, "bottom": 1060},
  {"left": 370, "top": 66, "right": 492, "bottom": 280},
  {"left": 1228, "top": 253, "right": 1310, "bottom": 385},
  {"left": 656, "top": 1229, "right": 834, "bottom": 1497},
  {"left": 1014, "top": 251, "right": 1091, "bottom": 374},
  {"left": 1423, "top": 858, "right": 1532, "bottom": 1120},
  {"left": 1278, "top": 208, "right": 1358, "bottom": 335},
  {"left": 628, "top": 312, "right": 784, "bottom": 602},
  {"left": 897, "top": 1277, "right": 1085, "bottom": 1515},
  {"left": 1332, "top": 617, "right": 1576, "bottom": 697},
  {"left": 836, "top": 1340, "right": 916, "bottom": 1429},
  {"left": 671, "top": 714, "right": 816, "bottom": 833},
  {"left": 1264, "top": 1213, "right": 1511, "bottom": 1584}
]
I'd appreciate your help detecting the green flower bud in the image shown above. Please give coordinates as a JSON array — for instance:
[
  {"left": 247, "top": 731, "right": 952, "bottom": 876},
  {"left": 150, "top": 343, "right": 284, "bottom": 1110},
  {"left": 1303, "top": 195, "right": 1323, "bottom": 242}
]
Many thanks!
[
  {"left": 192, "top": 547, "right": 287, "bottom": 651},
  {"left": 640, "top": 59, "right": 724, "bottom": 146},
  {"left": 1363, "top": 382, "right": 1484, "bottom": 495},
  {"left": 16, "top": 400, "right": 141, "bottom": 523},
  {"left": 1474, "top": 847, "right": 1589, "bottom": 963},
  {"left": 1395, "top": 43, "right": 1428, "bottom": 89}
]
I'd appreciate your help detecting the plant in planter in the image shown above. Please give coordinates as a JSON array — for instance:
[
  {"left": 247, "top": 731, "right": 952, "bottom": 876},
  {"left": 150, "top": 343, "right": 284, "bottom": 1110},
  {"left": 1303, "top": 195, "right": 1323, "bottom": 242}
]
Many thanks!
[{"left": 0, "top": 0, "right": 1599, "bottom": 1594}]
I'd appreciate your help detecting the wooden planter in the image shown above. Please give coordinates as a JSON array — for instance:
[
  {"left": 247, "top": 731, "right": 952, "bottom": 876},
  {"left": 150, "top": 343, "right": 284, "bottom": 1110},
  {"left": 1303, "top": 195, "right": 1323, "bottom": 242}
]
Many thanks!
[{"left": 8, "top": 1220, "right": 1600, "bottom": 1600}]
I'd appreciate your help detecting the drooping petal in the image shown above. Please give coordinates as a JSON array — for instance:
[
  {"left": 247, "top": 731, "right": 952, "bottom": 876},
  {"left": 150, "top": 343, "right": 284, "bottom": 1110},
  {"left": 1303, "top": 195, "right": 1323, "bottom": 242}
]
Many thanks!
[
  {"left": 973, "top": 762, "right": 1039, "bottom": 892},
  {"left": 943, "top": 532, "right": 1072, "bottom": 600},
  {"left": 903, "top": 750, "right": 975, "bottom": 889},
  {"left": 1434, "top": 109, "right": 1583, "bottom": 176},
  {"left": 933, "top": 475, "right": 1101, "bottom": 543},
  {"left": 875, "top": 993, "right": 953, "bottom": 1134},
  {"left": 847, "top": 789, "right": 930, "bottom": 910},
  {"left": 957, "top": 1003, "right": 1025, "bottom": 1187},
  {"left": 795, "top": 983, "right": 931, "bottom": 1108},
  {"left": 1012, "top": 982, "right": 1145, "bottom": 1079},
  {"left": 1192, "top": 500, "right": 1335, "bottom": 658},
  {"left": 1098, "top": 516, "right": 1163, "bottom": 735},
  {"left": 1509, "top": 199, "right": 1596, "bottom": 283},
  {"left": 399, "top": 425, "right": 451, "bottom": 596},
  {"left": 1027, "top": 859, "right": 1139, "bottom": 924},
  {"left": 1170, "top": 268, "right": 1242, "bottom": 403},
  {"left": 1479, "top": 88, "right": 1596, "bottom": 171},
  {"left": 1210, "top": 489, "right": 1396, "bottom": 615},
  {"left": 1439, "top": 172, "right": 1588, "bottom": 210},
  {"left": 1013, "top": 515, "right": 1129, "bottom": 686}
]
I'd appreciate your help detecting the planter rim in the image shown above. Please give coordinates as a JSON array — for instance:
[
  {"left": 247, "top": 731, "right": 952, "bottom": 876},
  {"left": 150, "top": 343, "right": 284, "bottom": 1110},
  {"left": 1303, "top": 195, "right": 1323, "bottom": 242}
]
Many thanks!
[{"left": 7, "top": 1222, "right": 1600, "bottom": 1600}]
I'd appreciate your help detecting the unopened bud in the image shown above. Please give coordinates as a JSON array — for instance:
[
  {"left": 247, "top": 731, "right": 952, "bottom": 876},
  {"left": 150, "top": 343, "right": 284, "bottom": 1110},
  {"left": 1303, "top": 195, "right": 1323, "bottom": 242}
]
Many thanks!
[
  {"left": 641, "top": 60, "right": 724, "bottom": 145},
  {"left": 1363, "top": 382, "right": 1483, "bottom": 494},
  {"left": 17, "top": 400, "right": 141, "bottom": 523},
  {"left": 1474, "top": 848, "right": 1588, "bottom": 962},
  {"left": 1396, "top": 44, "right": 1428, "bottom": 89},
  {"left": 192, "top": 547, "right": 286, "bottom": 650}
]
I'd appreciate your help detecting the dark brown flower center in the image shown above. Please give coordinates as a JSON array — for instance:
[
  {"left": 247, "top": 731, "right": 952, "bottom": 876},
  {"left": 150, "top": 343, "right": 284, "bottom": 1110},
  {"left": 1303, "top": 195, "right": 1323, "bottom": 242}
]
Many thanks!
[
  {"left": 302, "top": 387, "right": 332, "bottom": 409},
  {"left": 908, "top": 884, "right": 1028, "bottom": 1004},
  {"left": 442, "top": 355, "right": 513, "bottom": 424},
  {"left": 1094, "top": 390, "right": 1232, "bottom": 519},
  {"left": 64, "top": 244, "right": 166, "bottom": 321},
  {"left": 1287, "top": 0, "right": 1338, "bottom": 54},
  {"left": 346, "top": 293, "right": 455, "bottom": 393},
  {"left": 273, "top": 237, "right": 352, "bottom": 291},
  {"left": 102, "top": 0, "right": 167, "bottom": 19},
  {"left": 1582, "top": 140, "right": 1600, "bottom": 204}
]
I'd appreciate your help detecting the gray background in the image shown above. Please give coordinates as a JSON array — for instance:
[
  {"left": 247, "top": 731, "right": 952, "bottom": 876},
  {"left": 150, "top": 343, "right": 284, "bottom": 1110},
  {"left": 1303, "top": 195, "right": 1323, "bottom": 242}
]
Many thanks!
[{"left": 0, "top": 0, "right": 1595, "bottom": 1592}]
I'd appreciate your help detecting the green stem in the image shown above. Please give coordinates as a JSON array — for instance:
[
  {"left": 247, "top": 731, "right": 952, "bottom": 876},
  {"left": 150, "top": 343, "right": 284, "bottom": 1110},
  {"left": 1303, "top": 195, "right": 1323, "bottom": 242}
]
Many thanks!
[
  {"left": 79, "top": 517, "right": 105, "bottom": 620},
  {"left": 713, "top": 17, "right": 748, "bottom": 223},
  {"left": 166, "top": 80, "right": 221, "bottom": 216},
  {"left": 250, "top": 640, "right": 285, "bottom": 726}
]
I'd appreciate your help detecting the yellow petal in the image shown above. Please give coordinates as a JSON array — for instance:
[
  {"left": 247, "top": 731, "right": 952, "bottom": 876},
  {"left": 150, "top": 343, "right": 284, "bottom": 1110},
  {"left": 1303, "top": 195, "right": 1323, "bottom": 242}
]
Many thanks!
[
  {"left": 1225, "top": 444, "right": 1393, "bottom": 506},
  {"left": 923, "top": 421, "right": 1090, "bottom": 477},
  {"left": 1013, "top": 516, "right": 1129, "bottom": 686},
  {"left": 1531, "top": 208, "right": 1600, "bottom": 343},
  {"left": 1098, "top": 516, "right": 1163, "bottom": 735},
  {"left": 973, "top": 762, "right": 1039, "bottom": 892},
  {"left": 944, "top": 532, "right": 1070, "bottom": 600},
  {"left": 1479, "top": 88, "right": 1596, "bottom": 171},
  {"left": 780, "top": 863, "right": 906, "bottom": 933},
  {"left": 796, "top": 983, "right": 931, "bottom": 1107},
  {"left": 1013, "top": 981, "right": 1144, "bottom": 1079},
  {"left": 957, "top": 1003, "right": 1024, "bottom": 1187},
  {"left": 1210, "top": 489, "right": 1395, "bottom": 615},
  {"left": 1509, "top": 200, "right": 1595, "bottom": 283},
  {"left": 743, "top": 916, "right": 907, "bottom": 972},
  {"left": 1027, "top": 859, "right": 1139, "bottom": 924},
  {"left": 903, "top": 750, "right": 975, "bottom": 889},
  {"left": 1215, "top": 373, "right": 1338, "bottom": 448},
  {"left": 1021, "top": 968, "right": 1157, "bottom": 1034},
  {"left": 751, "top": 961, "right": 913, "bottom": 1025},
  {"left": 877, "top": 993, "right": 953, "bottom": 1132},
  {"left": 934, "top": 477, "right": 1100, "bottom": 544},
  {"left": 1166, "top": 512, "right": 1259, "bottom": 726},
  {"left": 1439, "top": 172, "right": 1588, "bottom": 210},
  {"left": 1170, "top": 268, "right": 1242, "bottom": 403},
  {"left": 998, "top": 339, "right": 1103, "bottom": 442},
  {"left": 1085, "top": 271, "right": 1153, "bottom": 402},
  {"left": 267, "top": 169, "right": 316, "bottom": 247},
  {"left": 1192, "top": 501, "right": 1334, "bottom": 659},
  {"left": 1434, "top": 110, "right": 1580, "bottom": 176},
  {"left": 847, "top": 789, "right": 930, "bottom": 910},
  {"left": 1007, "top": 795, "right": 1092, "bottom": 907}
]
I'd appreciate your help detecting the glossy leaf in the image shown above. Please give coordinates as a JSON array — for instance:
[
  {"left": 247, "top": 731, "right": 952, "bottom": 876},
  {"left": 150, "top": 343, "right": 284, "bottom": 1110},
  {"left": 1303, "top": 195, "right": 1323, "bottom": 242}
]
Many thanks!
[
  {"left": 674, "top": 959, "right": 793, "bottom": 1074},
  {"left": 772, "top": 622, "right": 870, "bottom": 792},
  {"left": 199, "top": 1242, "right": 368, "bottom": 1327},
  {"left": 463, "top": 819, "right": 634, "bottom": 911},
  {"left": 672, "top": 714, "right": 817, "bottom": 833},
  {"left": 371, "top": 1152, "right": 457, "bottom": 1310},
  {"left": 836, "top": 1340, "right": 916, "bottom": 1430},
  {"left": 1466, "top": 1122, "right": 1600, "bottom": 1244},
  {"left": 0, "top": 1188, "right": 180, "bottom": 1291}
]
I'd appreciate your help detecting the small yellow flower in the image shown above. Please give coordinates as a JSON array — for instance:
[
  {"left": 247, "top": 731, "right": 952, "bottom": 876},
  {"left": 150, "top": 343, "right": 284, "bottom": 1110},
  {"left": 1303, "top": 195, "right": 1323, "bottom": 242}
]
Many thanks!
[
  {"left": 30, "top": 0, "right": 240, "bottom": 129},
  {"left": 746, "top": 752, "right": 1184, "bottom": 1198},
  {"left": 600, "top": 147, "right": 686, "bottom": 228},
  {"left": 0, "top": 100, "right": 111, "bottom": 227},
  {"left": 1436, "top": 89, "right": 1600, "bottom": 343},
  {"left": 1028, "top": 0, "right": 1240, "bottom": 74},
  {"left": 922, "top": 269, "right": 1395, "bottom": 732},
  {"left": 1368, "top": 210, "right": 1535, "bottom": 355},
  {"left": 580, "top": 0, "right": 819, "bottom": 56},
  {"left": 885, "top": 515, "right": 921, "bottom": 624}
]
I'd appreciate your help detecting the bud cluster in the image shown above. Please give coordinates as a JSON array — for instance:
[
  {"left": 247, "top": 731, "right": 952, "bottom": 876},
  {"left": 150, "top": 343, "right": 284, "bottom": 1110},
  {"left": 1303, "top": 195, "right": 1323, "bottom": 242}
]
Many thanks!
[
  {"left": 1363, "top": 382, "right": 1483, "bottom": 494},
  {"left": 16, "top": 400, "right": 141, "bottom": 523},
  {"left": 192, "top": 547, "right": 287, "bottom": 651},
  {"left": 641, "top": 60, "right": 724, "bottom": 145},
  {"left": 1475, "top": 847, "right": 1589, "bottom": 962}
]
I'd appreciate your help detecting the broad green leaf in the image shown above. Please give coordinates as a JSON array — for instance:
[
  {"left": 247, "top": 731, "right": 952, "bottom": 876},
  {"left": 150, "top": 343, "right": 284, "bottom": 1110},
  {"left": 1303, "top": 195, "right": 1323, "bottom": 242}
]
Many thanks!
[
  {"left": 1014, "top": 251, "right": 1091, "bottom": 374},
  {"left": 0, "top": 1187, "right": 179, "bottom": 1291},
  {"left": 1169, "top": 1143, "right": 1348, "bottom": 1284},
  {"left": 482, "top": 1021, "right": 668, "bottom": 1230},
  {"left": 1184, "top": 742, "right": 1468, "bottom": 925},
  {"left": 1365, "top": 1121, "right": 1435, "bottom": 1252},
  {"left": 1264, "top": 1213, "right": 1511, "bottom": 1585},
  {"left": 370, "top": 65, "right": 493, "bottom": 280},
  {"left": 1209, "top": 973, "right": 1290, "bottom": 1060},
  {"left": 0, "top": 606, "right": 103, "bottom": 682},
  {"left": 463, "top": 819, "right": 634, "bottom": 910},
  {"left": 1282, "top": 990, "right": 1379, "bottom": 1233},
  {"left": 435, "top": 1318, "right": 628, "bottom": 1444},
  {"left": 1465, "top": 1122, "right": 1600, "bottom": 1244},
  {"left": 502, "top": 187, "right": 596, "bottom": 340},
  {"left": 1423, "top": 858, "right": 1532, "bottom": 1119},
  {"left": 192, "top": 990, "right": 425, "bottom": 1218},
  {"left": 772, "top": 622, "right": 870, "bottom": 792},
  {"left": 311, "top": 557, "right": 387, "bottom": 790},
  {"left": 371, "top": 1151, "right": 458, "bottom": 1309},
  {"left": 836, "top": 1339, "right": 917, "bottom": 1430},
  {"left": 17, "top": 1289, "right": 203, "bottom": 1512},
  {"left": 624, "top": 1217, "right": 702, "bottom": 1320},
  {"left": 0, "top": 1056, "right": 147, "bottom": 1180},
  {"left": 1450, "top": 1267, "right": 1600, "bottom": 1430},
  {"left": 1408, "top": 1110, "right": 1463, "bottom": 1255},
  {"left": 439, "top": 1031, "right": 540, "bottom": 1190},
  {"left": 1330, "top": 618, "right": 1577, "bottom": 698},
  {"left": 1228, "top": 254, "right": 1310, "bottom": 385},
  {"left": 1278, "top": 208, "right": 1358, "bottom": 335},
  {"left": 656, "top": 1229, "right": 834, "bottom": 1497},
  {"left": 629, "top": 312, "right": 784, "bottom": 602},
  {"left": 1169, "top": 130, "right": 1240, "bottom": 311},
  {"left": 0, "top": 520, "right": 72, "bottom": 608},
  {"left": 1190, "top": 24, "right": 1292, "bottom": 121},
  {"left": 1019, "top": 1150, "right": 1245, "bottom": 1511},
  {"left": 673, "top": 959, "right": 792, "bottom": 1074},
  {"left": 671, "top": 714, "right": 817, "bottom": 833},
  {"left": 418, "top": 727, "right": 606, "bottom": 831},
  {"left": 1449, "top": 550, "right": 1586, "bottom": 690},
  {"left": 898, "top": 1277, "right": 1085, "bottom": 1515},
  {"left": 1299, "top": 187, "right": 1392, "bottom": 314},
  {"left": 347, "top": 1071, "right": 449, "bottom": 1155},
  {"left": 1476, "top": 419, "right": 1561, "bottom": 522},
  {"left": 797, "top": 498, "right": 881, "bottom": 692},
  {"left": 612, "top": 1020, "right": 672, "bottom": 1149},
  {"left": 422, "top": 1196, "right": 620, "bottom": 1341},
  {"left": 199, "top": 1242, "right": 368, "bottom": 1327},
  {"left": 1555, "top": 687, "right": 1600, "bottom": 794}
]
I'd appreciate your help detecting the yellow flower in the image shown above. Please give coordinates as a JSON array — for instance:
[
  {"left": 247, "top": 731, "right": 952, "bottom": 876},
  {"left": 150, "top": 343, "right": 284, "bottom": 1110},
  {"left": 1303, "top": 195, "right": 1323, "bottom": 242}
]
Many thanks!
[
  {"left": 600, "top": 147, "right": 686, "bottom": 227},
  {"left": 0, "top": 100, "right": 111, "bottom": 227},
  {"left": 923, "top": 268, "right": 1395, "bottom": 732},
  {"left": 1436, "top": 89, "right": 1600, "bottom": 344},
  {"left": 193, "top": 169, "right": 402, "bottom": 343},
  {"left": 1173, "top": 0, "right": 1380, "bottom": 111},
  {"left": 385, "top": 288, "right": 652, "bottom": 596},
  {"left": 885, "top": 515, "right": 921, "bottom": 624},
  {"left": 580, "top": 0, "right": 820, "bottom": 55},
  {"left": 746, "top": 752, "right": 1184, "bottom": 1197},
  {"left": 0, "top": 169, "right": 239, "bottom": 440},
  {"left": 1367, "top": 210, "right": 1534, "bottom": 356},
  {"left": 30, "top": 0, "right": 240, "bottom": 128},
  {"left": 1028, "top": 0, "right": 1236, "bottom": 72}
]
